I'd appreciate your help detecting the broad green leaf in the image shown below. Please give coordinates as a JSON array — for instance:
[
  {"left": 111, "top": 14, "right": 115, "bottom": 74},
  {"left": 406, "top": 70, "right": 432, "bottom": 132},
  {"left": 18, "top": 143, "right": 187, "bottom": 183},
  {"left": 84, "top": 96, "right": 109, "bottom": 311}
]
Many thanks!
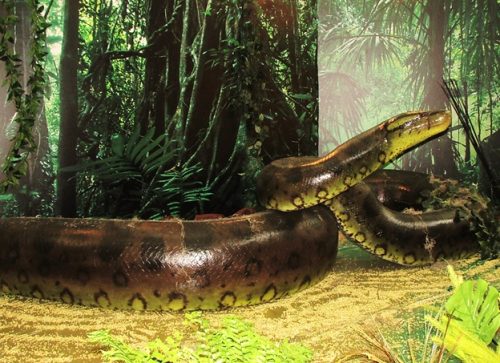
[
  {"left": 445, "top": 279, "right": 500, "bottom": 344},
  {"left": 129, "top": 127, "right": 155, "bottom": 162},
  {"left": 427, "top": 315, "right": 500, "bottom": 363},
  {"left": 125, "top": 125, "right": 142, "bottom": 158},
  {"left": 133, "top": 134, "right": 167, "bottom": 164}
]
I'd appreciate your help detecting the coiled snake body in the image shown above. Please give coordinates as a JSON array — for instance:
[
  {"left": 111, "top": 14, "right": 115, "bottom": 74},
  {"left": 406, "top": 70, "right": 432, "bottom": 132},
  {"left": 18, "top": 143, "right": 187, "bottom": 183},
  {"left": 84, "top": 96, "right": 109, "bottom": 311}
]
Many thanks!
[{"left": 0, "top": 111, "right": 479, "bottom": 310}]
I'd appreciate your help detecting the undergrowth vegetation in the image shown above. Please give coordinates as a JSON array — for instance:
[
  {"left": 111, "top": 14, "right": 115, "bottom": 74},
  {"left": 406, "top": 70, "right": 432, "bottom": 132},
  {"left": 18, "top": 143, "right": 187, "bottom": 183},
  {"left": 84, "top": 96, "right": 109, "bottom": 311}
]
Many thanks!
[
  {"left": 89, "top": 312, "right": 313, "bottom": 363},
  {"left": 339, "top": 266, "right": 500, "bottom": 363}
]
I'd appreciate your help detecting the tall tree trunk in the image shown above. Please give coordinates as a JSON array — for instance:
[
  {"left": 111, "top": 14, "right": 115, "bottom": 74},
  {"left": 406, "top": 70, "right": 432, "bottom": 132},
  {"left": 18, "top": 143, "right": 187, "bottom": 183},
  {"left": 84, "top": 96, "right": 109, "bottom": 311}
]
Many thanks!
[
  {"left": 0, "top": 2, "right": 53, "bottom": 215},
  {"left": 414, "top": 0, "right": 459, "bottom": 178},
  {"left": 137, "top": 0, "right": 168, "bottom": 135},
  {"left": 57, "top": 0, "right": 80, "bottom": 217},
  {"left": 0, "top": 7, "right": 17, "bottom": 180}
]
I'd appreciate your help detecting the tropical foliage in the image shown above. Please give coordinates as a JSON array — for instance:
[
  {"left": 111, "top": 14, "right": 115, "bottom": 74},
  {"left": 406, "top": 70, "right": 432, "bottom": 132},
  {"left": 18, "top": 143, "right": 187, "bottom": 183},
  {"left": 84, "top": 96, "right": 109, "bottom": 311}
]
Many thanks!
[
  {"left": 0, "top": 0, "right": 318, "bottom": 218},
  {"left": 89, "top": 311, "right": 313, "bottom": 363},
  {"left": 319, "top": 0, "right": 498, "bottom": 183},
  {"left": 339, "top": 265, "right": 500, "bottom": 363}
]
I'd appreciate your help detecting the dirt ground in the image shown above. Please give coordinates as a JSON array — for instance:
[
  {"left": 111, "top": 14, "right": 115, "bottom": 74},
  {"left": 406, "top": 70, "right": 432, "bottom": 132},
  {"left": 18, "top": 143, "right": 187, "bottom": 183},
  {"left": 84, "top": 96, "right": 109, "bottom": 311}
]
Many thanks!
[{"left": 0, "top": 242, "right": 498, "bottom": 363}]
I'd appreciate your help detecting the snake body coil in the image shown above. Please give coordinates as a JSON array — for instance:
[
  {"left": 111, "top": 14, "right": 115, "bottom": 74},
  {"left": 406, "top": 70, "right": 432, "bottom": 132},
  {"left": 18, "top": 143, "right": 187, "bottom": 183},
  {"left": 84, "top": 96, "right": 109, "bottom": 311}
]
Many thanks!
[{"left": 0, "top": 111, "right": 480, "bottom": 310}]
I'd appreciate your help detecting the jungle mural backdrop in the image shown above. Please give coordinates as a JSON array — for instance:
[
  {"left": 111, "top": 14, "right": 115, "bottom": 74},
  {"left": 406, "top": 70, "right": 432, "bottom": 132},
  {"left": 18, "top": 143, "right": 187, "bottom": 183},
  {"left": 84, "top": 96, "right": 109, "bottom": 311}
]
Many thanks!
[{"left": 0, "top": 0, "right": 498, "bottom": 219}]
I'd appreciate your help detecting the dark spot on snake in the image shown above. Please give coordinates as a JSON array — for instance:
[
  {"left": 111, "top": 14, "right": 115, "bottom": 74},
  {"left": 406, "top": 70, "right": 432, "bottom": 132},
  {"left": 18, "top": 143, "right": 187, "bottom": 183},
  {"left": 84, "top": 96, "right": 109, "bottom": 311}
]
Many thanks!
[
  {"left": 128, "top": 293, "right": 147, "bottom": 310},
  {"left": 247, "top": 281, "right": 256, "bottom": 287},
  {"left": 153, "top": 289, "right": 161, "bottom": 297},
  {"left": 37, "top": 260, "right": 50, "bottom": 277},
  {"left": 220, "top": 283, "right": 226, "bottom": 288},
  {"left": 94, "top": 290, "right": 111, "bottom": 308},
  {"left": 374, "top": 244, "right": 388, "bottom": 256},
  {"left": 167, "top": 292, "right": 187, "bottom": 311},
  {"left": 354, "top": 232, "right": 367, "bottom": 243},
  {"left": 55, "top": 280, "right": 60, "bottom": 286},
  {"left": 113, "top": 270, "right": 129, "bottom": 288},
  {"left": 292, "top": 195, "right": 305, "bottom": 208},
  {"left": 60, "top": 288, "right": 75, "bottom": 305},
  {"left": 378, "top": 151, "right": 387, "bottom": 163},
  {"left": 17, "top": 270, "right": 29, "bottom": 284},
  {"left": 77, "top": 267, "right": 90, "bottom": 285},
  {"left": 299, "top": 275, "right": 311, "bottom": 289},
  {"left": 33, "top": 238, "right": 53, "bottom": 254},
  {"left": 359, "top": 165, "right": 369, "bottom": 175},
  {"left": 287, "top": 252, "right": 301, "bottom": 270},
  {"left": 222, "top": 261, "right": 231, "bottom": 272},
  {"left": 98, "top": 239, "right": 126, "bottom": 263},
  {"left": 141, "top": 237, "right": 165, "bottom": 272},
  {"left": 246, "top": 294, "right": 253, "bottom": 301},
  {"left": 184, "top": 223, "right": 217, "bottom": 249},
  {"left": 244, "top": 257, "right": 262, "bottom": 277},
  {"left": 261, "top": 284, "right": 277, "bottom": 302},
  {"left": 31, "top": 285, "right": 44, "bottom": 299},
  {"left": 219, "top": 291, "right": 237, "bottom": 308},
  {"left": 403, "top": 253, "right": 416, "bottom": 264}
]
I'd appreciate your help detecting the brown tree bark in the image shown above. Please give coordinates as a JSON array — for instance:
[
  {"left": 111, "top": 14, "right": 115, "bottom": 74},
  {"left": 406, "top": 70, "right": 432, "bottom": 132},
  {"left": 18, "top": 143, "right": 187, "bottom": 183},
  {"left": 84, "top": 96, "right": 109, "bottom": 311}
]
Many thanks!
[
  {"left": 57, "top": 0, "right": 80, "bottom": 217},
  {"left": 0, "top": 2, "right": 53, "bottom": 215},
  {"left": 137, "top": 0, "right": 168, "bottom": 135}
]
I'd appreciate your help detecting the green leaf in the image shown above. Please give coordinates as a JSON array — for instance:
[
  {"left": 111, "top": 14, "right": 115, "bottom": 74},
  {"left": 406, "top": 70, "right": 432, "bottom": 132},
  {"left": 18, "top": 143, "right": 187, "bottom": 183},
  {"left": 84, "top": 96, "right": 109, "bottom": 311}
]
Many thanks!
[
  {"left": 445, "top": 279, "right": 500, "bottom": 344},
  {"left": 111, "top": 134, "right": 125, "bottom": 157},
  {"left": 129, "top": 127, "right": 155, "bottom": 162},
  {"left": 289, "top": 93, "right": 313, "bottom": 100}
]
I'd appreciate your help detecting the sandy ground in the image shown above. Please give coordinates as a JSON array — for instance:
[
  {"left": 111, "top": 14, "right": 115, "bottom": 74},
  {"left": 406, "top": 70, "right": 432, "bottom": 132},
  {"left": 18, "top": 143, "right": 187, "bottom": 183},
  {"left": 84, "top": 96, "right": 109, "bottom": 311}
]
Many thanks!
[{"left": 0, "top": 243, "right": 498, "bottom": 363}]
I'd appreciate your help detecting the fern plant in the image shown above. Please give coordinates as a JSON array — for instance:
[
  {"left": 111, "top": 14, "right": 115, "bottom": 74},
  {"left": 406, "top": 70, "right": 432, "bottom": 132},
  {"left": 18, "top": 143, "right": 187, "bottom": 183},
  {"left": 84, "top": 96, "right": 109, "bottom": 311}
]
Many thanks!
[
  {"left": 67, "top": 127, "right": 212, "bottom": 219},
  {"left": 88, "top": 312, "right": 313, "bottom": 363}
]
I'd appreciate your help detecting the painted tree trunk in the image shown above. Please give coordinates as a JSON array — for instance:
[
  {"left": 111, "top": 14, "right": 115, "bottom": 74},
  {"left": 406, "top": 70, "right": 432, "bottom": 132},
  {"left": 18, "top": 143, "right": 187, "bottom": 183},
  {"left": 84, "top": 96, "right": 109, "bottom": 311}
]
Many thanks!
[
  {"left": 0, "top": 1, "right": 53, "bottom": 215},
  {"left": 57, "top": 0, "right": 80, "bottom": 217}
]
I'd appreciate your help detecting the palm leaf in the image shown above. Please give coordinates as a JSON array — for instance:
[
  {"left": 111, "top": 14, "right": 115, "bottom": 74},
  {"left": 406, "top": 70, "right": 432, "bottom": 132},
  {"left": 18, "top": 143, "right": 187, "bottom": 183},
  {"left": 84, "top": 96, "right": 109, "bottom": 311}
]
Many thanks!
[{"left": 444, "top": 279, "right": 500, "bottom": 344}]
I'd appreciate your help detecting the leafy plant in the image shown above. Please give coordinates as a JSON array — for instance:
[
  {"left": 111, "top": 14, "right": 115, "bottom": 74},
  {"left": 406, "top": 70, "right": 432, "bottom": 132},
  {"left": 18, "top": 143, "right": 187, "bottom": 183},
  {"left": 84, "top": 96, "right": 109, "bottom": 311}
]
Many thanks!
[
  {"left": 0, "top": 0, "right": 49, "bottom": 191},
  {"left": 425, "top": 267, "right": 500, "bottom": 363},
  {"left": 67, "top": 127, "right": 212, "bottom": 219},
  {"left": 89, "top": 312, "right": 313, "bottom": 363},
  {"left": 338, "top": 265, "right": 500, "bottom": 363}
]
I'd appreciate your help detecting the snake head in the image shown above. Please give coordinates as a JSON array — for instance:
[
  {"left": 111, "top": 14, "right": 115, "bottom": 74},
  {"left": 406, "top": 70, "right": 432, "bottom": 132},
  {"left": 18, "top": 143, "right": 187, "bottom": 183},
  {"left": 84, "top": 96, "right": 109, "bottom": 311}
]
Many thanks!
[{"left": 383, "top": 110, "right": 452, "bottom": 154}]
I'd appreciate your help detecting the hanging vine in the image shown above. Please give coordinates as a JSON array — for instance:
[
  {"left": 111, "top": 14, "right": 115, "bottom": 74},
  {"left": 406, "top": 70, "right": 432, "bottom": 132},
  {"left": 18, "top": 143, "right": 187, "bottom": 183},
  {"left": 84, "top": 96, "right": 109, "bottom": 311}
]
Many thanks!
[{"left": 0, "top": 0, "right": 49, "bottom": 192}]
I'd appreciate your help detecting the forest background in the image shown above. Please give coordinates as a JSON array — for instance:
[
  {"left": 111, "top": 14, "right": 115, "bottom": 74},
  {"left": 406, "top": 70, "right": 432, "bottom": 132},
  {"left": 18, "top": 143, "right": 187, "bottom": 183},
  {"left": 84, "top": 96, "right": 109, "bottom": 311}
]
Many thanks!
[{"left": 0, "top": 0, "right": 498, "bottom": 220}]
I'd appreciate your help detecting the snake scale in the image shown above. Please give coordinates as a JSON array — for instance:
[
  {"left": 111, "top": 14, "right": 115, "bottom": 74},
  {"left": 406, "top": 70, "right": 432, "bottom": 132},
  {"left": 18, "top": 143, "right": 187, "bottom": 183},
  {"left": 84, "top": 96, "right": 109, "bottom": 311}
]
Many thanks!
[{"left": 0, "top": 111, "right": 480, "bottom": 311}]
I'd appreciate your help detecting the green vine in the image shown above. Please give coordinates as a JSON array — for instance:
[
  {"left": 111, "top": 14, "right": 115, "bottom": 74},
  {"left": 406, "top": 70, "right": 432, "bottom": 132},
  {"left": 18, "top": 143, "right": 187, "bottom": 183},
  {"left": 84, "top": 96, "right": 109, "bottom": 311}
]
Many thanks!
[{"left": 0, "top": 0, "right": 49, "bottom": 192}]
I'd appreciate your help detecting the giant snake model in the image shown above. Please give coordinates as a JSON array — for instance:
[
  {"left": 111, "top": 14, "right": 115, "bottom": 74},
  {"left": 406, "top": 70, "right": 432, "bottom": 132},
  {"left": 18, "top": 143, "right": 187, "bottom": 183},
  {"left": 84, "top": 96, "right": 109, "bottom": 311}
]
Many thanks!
[{"left": 0, "top": 111, "right": 484, "bottom": 311}]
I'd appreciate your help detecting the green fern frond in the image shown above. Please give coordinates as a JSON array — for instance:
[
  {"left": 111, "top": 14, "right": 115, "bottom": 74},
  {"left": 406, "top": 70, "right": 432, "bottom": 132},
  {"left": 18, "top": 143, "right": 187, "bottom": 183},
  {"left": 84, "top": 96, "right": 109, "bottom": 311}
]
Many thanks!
[{"left": 89, "top": 312, "right": 313, "bottom": 363}]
